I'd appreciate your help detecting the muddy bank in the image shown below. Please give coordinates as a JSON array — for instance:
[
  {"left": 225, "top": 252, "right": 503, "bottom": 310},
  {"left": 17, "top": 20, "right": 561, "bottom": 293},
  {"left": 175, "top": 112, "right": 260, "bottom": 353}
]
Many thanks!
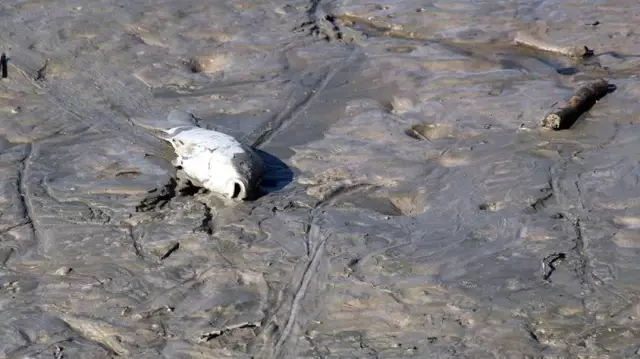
[{"left": 1, "top": 0, "right": 640, "bottom": 358}]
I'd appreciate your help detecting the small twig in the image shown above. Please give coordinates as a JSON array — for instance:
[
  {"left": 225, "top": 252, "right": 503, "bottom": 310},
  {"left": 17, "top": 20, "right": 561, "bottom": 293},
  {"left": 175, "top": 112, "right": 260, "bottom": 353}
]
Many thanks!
[
  {"left": 541, "top": 79, "right": 615, "bottom": 130},
  {"left": 0, "top": 53, "right": 7, "bottom": 79},
  {"left": 514, "top": 31, "right": 594, "bottom": 58},
  {"left": 542, "top": 252, "right": 566, "bottom": 281},
  {"left": 35, "top": 58, "right": 49, "bottom": 81},
  {"left": 160, "top": 242, "right": 180, "bottom": 260},
  {"left": 127, "top": 225, "right": 144, "bottom": 259}
]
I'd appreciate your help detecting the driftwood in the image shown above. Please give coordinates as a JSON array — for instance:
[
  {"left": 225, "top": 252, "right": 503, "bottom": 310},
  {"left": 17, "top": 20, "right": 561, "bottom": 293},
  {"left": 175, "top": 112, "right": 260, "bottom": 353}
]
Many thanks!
[
  {"left": 514, "top": 31, "right": 594, "bottom": 58},
  {"left": 541, "top": 79, "right": 614, "bottom": 130}
]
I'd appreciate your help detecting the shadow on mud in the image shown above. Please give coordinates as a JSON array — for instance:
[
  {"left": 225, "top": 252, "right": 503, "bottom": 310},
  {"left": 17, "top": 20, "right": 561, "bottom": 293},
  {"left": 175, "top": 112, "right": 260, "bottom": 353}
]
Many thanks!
[{"left": 255, "top": 149, "right": 294, "bottom": 197}]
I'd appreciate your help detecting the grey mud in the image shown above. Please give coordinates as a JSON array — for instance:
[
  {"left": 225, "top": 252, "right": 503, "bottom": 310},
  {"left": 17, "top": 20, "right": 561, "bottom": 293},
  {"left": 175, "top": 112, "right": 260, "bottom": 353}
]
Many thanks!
[{"left": 1, "top": 0, "right": 640, "bottom": 358}]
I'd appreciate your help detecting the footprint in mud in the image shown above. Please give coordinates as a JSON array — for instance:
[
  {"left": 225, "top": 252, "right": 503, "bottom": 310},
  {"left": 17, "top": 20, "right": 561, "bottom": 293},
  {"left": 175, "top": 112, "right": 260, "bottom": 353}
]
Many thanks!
[{"left": 404, "top": 123, "right": 455, "bottom": 141}]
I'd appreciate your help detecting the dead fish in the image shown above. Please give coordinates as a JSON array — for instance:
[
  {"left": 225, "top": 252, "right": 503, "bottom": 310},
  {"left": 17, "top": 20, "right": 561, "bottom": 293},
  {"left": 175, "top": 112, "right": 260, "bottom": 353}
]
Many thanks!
[
  {"left": 131, "top": 109, "right": 265, "bottom": 200},
  {"left": 139, "top": 110, "right": 263, "bottom": 201},
  {"left": 162, "top": 125, "right": 264, "bottom": 200}
]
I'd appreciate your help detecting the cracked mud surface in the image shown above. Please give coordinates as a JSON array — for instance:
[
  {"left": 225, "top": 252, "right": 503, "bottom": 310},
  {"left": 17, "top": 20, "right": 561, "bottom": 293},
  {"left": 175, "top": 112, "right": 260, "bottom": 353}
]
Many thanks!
[{"left": 1, "top": 0, "right": 640, "bottom": 357}]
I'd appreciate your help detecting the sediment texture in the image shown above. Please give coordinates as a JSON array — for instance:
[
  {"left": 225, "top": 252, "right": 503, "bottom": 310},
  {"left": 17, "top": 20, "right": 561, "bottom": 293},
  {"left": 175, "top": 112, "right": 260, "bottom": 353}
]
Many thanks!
[{"left": 1, "top": 0, "right": 640, "bottom": 358}]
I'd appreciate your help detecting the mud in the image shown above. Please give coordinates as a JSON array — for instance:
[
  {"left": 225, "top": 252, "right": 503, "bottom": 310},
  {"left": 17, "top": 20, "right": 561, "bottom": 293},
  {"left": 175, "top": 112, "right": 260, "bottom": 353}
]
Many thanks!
[{"left": 1, "top": 0, "right": 640, "bottom": 358}]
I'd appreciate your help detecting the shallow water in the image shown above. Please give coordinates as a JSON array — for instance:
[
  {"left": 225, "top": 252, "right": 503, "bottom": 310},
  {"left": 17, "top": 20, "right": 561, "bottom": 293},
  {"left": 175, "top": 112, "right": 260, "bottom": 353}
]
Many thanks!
[{"left": 1, "top": 0, "right": 640, "bottom": 357}]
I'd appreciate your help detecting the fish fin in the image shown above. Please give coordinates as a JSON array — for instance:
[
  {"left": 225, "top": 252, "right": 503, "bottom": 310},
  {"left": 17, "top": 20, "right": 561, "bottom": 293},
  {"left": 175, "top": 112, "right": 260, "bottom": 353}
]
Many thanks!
[
  {"left": 167, "top": 110, "right": 198, "bottom": 128},
  {"left": 130, "top": 109, "right": 198, "bottom": 139}
]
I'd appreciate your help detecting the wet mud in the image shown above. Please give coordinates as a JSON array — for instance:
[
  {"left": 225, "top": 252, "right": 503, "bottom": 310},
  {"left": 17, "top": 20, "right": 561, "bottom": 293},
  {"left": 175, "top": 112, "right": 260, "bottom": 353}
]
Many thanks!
[{"left": 1, "top": 0, "right": 640, "bottom": 358}]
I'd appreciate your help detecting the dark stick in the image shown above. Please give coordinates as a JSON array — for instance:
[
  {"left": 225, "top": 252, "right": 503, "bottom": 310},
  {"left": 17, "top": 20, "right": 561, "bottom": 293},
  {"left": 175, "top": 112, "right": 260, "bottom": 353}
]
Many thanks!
[
  {"left": 541, "top": 79, "right": 614, "bottom": 130},
  {"left": 160, "top": 242, "right": 180, "bottom": 260},
  {"left": 0, "top": 53, "right": 7, "bottom": 79},
  {"left": 542, "top": 252, "right": 566, "bottom": 281}
]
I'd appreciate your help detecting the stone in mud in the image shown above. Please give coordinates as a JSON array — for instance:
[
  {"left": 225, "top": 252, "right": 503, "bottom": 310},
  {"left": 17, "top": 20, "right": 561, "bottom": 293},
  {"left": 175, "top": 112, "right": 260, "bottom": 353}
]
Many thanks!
[
  {"left": 390, "top": 96, "right": 415, "bottom": 114},
  {"left": 189, "top": 54, "right": 229, "bottom": 73}
]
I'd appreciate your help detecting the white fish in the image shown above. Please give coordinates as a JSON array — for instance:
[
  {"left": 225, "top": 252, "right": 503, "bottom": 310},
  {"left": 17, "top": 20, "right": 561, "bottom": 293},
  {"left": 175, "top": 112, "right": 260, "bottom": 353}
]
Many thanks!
[{"left": 156, "top": 111, "right": 264, "bottom": 200}]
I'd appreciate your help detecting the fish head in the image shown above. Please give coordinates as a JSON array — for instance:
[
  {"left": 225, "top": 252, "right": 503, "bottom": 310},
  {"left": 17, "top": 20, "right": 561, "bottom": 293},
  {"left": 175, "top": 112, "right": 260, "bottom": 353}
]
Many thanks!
[
  {"left": 221, "top": 150, "right": 265, "bottom": 201},
  {"left": 226, "top": 147, "right": 265, "bottom": 201},
  {"left": 224, "top": 167, "right": 265, "bottom": 201}
]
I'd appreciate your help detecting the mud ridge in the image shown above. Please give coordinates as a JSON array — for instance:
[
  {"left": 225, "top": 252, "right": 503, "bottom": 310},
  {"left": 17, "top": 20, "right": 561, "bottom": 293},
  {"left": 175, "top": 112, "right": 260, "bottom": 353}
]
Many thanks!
[
  {"left": 193, "top": 202, "right": 214, "bottom": 235},
  {"left": 136, "top": 178, "right": 177, "bottom": 212},
  {"left": 549, "top": 160, "right": 601, "bottom": 292},
  {"left": 41, "top": 176, "right": 112, "bottom": 225},
  {"left": 313, "top": 183, "right": 374, "bottom": 209},
  {"left": 572, "top": 218, "right": 602, "bottom": 289},
  {"left": 245, "top": 49, "right": 360, "bottom": 148},
  {"left": 16, "top": 143, "right": 40, "bottom": 243},
  {"left": 126, "top": 224, "right": 144, "bottom": 260},
  {"left": 266, "top": 225, "right": 331, "bottom": 359},
  {"left": 200, "top": 322, "right": 261, "bottom": 342}
]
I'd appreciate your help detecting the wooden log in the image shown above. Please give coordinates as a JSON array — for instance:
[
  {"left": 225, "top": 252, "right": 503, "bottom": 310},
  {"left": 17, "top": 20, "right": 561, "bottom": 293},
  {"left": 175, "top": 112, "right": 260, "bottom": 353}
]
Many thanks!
[
  {"left": 514, "top": 31, "right": 594, "bottom": 58},
  {"left": 541, "top": 79, "right": 614, "bottom": 130}
]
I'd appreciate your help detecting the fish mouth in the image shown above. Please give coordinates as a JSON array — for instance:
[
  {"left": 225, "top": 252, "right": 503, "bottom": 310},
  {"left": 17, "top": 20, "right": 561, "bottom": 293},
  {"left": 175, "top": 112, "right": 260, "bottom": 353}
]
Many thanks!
[
  {"left": 228, "top": 178, "right": 249, "bottom": 201},
  {"left": 227, "top": 177, "right": 263, "bottom": 201}
]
